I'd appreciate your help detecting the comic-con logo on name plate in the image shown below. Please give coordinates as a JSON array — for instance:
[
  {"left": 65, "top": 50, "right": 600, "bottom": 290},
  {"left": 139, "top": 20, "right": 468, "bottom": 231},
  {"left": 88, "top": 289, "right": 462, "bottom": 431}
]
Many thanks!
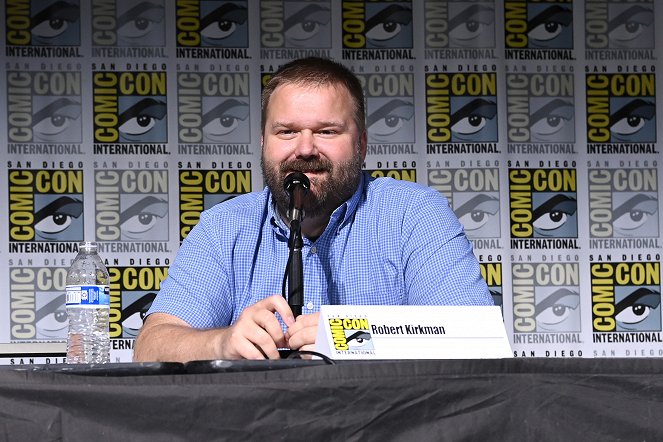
[
  {"left": 424, "top": 0, "right": 496, "bottom": 49},
  {"left": 91, "top": 0, "right": 165, "bottom": 47},
  {"left": 585, "top": 1, "right": 654, "bottom": 50},
  {"left": 177, "top": 72, "right": 251, "bottom": 144},
  {"left": 261, "top": 0, "right": 331, "bottom": 49},
  {"left": 512, "top": 262, "right": 581, "bottom": 333},
  {"left": 328, "top": 317, "right": 374, "bottom": 352},
  {"left": 591, "top": 262, "right": 661, "bottom": 333},
  {"left": 586, "top": 73, "right": 656, "bottom": 147},
  {"left": 504, "top": 0, "right": 573, "bottom": 50},
  {"left": 5, "top": 0, "right": 81, "bottom": 46},
  {"left": 177, "top": 1, "right": 249, "bottom": 47},
  {"left": 8, "top": 169, "right": 84, "bottom": 243},
  {"left": 9, "top": 265, "right": 69, "bottom": 341},
  {"left": 93, "top": 71, "right": 168, "bottom": 144},
  {"left": 6, "top": 71, "right": 82, "bottom": 146},
  {"left": 588, "top": 167, "right": 659, "bottom": 242}
]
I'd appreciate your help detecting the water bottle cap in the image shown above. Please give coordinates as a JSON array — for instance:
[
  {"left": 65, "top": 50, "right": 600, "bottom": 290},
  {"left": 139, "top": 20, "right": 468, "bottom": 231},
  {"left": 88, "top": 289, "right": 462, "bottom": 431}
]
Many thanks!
[{"left": 79, "top": 241, "right": 98, "bottom": 251}]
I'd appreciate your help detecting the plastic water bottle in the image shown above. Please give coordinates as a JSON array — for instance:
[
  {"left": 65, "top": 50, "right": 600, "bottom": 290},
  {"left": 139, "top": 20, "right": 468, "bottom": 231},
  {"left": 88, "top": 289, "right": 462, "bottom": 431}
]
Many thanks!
[{"left": 66, "top": 241, "right": 110, "bottom": 364}]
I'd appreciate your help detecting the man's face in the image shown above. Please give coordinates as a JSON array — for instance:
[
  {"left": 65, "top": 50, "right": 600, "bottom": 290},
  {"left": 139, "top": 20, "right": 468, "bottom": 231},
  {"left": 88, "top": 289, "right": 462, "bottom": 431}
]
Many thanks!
[{"left": 261, "top": 83, "right": 366, "bottom": 219}]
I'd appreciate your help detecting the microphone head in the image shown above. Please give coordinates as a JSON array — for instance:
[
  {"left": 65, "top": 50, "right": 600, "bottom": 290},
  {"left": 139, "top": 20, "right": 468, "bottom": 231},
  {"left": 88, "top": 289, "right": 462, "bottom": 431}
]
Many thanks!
[
  {"left": 283, "top": 172, "right": 310, "bottom": 222},
  {"left": 284, "top": 171, "right": 310, "bottom": 194}
]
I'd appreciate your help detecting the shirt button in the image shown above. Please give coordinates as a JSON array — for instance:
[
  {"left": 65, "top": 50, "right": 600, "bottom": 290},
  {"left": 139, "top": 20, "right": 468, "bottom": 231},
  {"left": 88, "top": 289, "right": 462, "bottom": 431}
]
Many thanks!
[
  {"left": 307, "top": 302, "right": 314, "bottom": 310},
  {"left": 311, "top": 246, "right": 317, "bottom": 254}
]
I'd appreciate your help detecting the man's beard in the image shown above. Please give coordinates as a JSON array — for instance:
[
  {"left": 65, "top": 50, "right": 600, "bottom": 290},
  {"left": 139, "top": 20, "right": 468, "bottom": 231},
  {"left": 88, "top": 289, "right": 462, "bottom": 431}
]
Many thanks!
[{"left": 262, "top": 153, "right": 363, "bottom": 221}]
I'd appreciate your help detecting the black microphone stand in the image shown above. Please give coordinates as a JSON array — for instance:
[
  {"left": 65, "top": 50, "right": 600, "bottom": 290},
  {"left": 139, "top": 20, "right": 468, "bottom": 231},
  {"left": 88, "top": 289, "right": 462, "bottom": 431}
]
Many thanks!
[{"left": 287, "top": 219, "right": 304, "bottom": 317}]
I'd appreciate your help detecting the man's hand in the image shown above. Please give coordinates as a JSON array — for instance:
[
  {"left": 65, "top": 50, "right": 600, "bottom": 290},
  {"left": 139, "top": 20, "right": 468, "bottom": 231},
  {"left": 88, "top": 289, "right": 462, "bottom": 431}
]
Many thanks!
[
  {"left": 220, "top": 295, "right": 295, "bottom": 359},
  {"left": 286, "top": 312, "right": 320, "bottom": 352},
  {"left": 134, "top": 295, "right": 295, "bottom": 362}
]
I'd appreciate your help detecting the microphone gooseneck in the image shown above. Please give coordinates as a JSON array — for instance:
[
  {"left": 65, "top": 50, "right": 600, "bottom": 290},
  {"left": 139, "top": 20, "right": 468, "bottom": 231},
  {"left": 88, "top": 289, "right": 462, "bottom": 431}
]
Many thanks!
[{"left": 282, "top": 172, "right": 310, "bottom": 319}]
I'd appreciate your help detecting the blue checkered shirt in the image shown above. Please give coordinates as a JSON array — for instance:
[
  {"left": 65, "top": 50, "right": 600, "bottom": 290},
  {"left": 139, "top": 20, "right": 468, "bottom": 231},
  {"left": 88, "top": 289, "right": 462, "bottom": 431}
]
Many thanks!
[{"left": 149, "top": 173, "right": 493, "bottom": 327}]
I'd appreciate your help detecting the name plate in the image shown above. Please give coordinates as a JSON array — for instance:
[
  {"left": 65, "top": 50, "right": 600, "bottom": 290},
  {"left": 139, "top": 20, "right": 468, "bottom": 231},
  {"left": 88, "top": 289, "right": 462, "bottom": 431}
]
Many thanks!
[{"left": 315, "top": 305, "right": 512, "bottom": 360}]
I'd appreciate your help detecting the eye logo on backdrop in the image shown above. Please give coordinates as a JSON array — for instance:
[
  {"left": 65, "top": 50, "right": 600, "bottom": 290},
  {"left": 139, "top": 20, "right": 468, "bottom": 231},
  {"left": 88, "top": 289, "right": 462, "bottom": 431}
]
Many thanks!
[
  {"left": 94, "top": 168, "right": 170, "bottom": 243},
  {"left": 591, "top": 260, "right": 661, "bottom": 346},
  {"left": 260, "top": 0, "right": 331, "bottom": 58},
  {"left": 585, "top": 1, "right": 654, "bottom": 53},
  {"left": 503, "top": 0, "right": 574, "bottom": 60},
  {"left": 508, "top": 165, "right": 579, "bottom": 249},
  {"left": 9, "top": 264, "right": 68, "bottom": 341},
  {"left": 428, "top": 165, "right": 501, "bottom": 242},
  {"left": 424, "top": 0, "right": 497, "bottom": 59},
  {"left": 6, "top": 70, "right": 83, "bottom": 155},
  {"left": 425, "top": 71, "right": 499, "bottom": 155},
  {"left": 5, "top": 0, "right": 81, "bottom": 55},
  {"left": 341, "top": 1, "right": 414, "bottom": 60},
  {"left": 176, "top": 1, "right": 251, "bottom": 58},
  {"left": 588, "top": 165, "right": 660, "bottom": 249},
  {"left": 506, "top": 73, "right": 576, "bottom": 155},
  {"left": 177, "top": 71, "right": 251, "bottom": 152},
  {"left": 92, "top": 69, "right": 169, "bottom": 155},
  {"left": 8, "top": 167, "right": 84, "bottom": 253},
  {"left": 512, "top": 261, "right": 581, "bottom": 337},
  {"left": 179, "top": 167, "right": 252, "bottom": 240},
  {"left": 586, "top": 72, "right": 657, "bottom": 154},
  {"left": 91, "top": 0, "right": 166, "bottom": 56}
]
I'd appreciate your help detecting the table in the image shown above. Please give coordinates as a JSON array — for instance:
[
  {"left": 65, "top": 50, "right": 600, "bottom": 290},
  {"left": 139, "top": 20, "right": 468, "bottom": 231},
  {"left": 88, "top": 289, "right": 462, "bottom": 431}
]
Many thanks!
[{"left": 1, "top": 358, "right": 662, "bottom": 441}]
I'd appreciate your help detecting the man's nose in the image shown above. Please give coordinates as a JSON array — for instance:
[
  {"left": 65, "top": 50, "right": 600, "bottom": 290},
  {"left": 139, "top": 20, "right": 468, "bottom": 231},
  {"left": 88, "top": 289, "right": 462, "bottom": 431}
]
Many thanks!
[{"left": 294, "top": 131, "right": 318, "bottom": 158}]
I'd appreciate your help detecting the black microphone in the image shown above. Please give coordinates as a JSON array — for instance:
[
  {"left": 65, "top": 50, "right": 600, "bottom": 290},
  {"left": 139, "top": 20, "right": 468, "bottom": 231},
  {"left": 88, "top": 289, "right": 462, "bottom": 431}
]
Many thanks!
[{"left": 284, "top": 172, "right": 310, "bottom": 223}]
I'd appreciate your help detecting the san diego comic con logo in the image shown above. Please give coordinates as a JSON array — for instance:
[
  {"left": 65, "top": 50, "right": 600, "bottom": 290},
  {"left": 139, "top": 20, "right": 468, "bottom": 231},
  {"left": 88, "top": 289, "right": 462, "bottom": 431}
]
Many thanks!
[
  {"left": 586, "top": 73, "right": 656, "bottom": 153},
  {"left": 109, "top": 266, "right": 167, "bottom": 339},
  {"left": 585, "top": 0, "right": 654, "bottom": 50},
  {"left": 93, "top": 70, "right": 169, "bottom": 152},
  {"left": 424, "top": 0, "right": 496, "bottom": 50},
  {"left": 341, "top": 1, "right": 414, "bottom": 60},
  {"left": 428, "top": 165, "right": 500, "bottom": 240},
  {"left": 508, "top": 165, "right": 578, "bottom": 249},
  {"left": 9, "top": 264, "right": 69, "bottom": 341},
  {"left": 6, "top": 70, "right": 82, "bottom": 150},
  {"left": 512, "top": 261, "right": 581, "bottom": 334},
  {"left": 588, "top": 166, "right": 659, "bottom": 245},
  {"left": 91, "top": 0, "right": 165, "bottom": 48},
  {"left": 425, "top": 71, "right": 499, "bottom": 154},
  {"left": 504, "top": 0, "right": 573, "bottom": 50},
  {"left": 260, "top": 0, "right": 331, "bottom": 53},
  {"left": 506, "top": 73, "right": 575, "bottom": 149},
  {"left": 179, "top": 168, "right": 252, "bottom": 240},
  {"left": 177, "top": 71, "right": 251, "bottom": 147},
  {"left": 8, "top": 168, "right": 84, "bottom": 244},
  {"left": 94, "top": 168, "right": 169, "bottom": 242},
  {"left": 591, "top": 261, "right": 661, "bottom": 334},
  {"left": 5, "top": 0, "right": 80, "bottom": 47},
  {"left": 357, "top": 72, "right": 415, "bottom": 150},
  {"left": 177, "top": 1, "right": 248, "bottom": 48},
  {"left": 328, "top": 317, "right": 374, "bottom": 353}
]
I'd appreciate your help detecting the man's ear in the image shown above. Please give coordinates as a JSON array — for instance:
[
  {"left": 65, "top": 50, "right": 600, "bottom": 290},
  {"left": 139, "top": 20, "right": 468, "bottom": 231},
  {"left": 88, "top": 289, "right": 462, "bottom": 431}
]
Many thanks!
[{"left": 359, "top": 130, "right": 367, "bottom": 161}]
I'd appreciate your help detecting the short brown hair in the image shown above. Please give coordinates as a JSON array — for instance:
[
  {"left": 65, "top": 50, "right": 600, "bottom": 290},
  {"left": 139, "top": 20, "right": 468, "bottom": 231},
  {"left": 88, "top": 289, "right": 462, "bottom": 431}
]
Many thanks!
[{"left": 261, "top": 57, "right": 365, "bottom": 134}]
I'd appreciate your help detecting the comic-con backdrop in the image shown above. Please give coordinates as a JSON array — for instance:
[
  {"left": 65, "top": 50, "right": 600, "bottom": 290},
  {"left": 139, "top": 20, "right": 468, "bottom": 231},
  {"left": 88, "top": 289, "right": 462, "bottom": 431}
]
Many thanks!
[{"left": 1, "top": 0, "right": 662, "bottom": 363}]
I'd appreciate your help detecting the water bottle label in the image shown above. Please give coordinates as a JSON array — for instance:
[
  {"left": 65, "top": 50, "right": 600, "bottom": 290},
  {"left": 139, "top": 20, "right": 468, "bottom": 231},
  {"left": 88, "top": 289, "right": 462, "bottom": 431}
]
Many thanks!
[{"left": 66, "top": 285, "right": 110, "bottom": 307}]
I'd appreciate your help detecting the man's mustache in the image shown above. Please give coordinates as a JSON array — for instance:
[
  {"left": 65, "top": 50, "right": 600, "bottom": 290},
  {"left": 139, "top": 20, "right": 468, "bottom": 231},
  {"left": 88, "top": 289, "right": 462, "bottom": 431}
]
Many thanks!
[{"left": 279, "top": 159, "right": 333, "bottom": 174}]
